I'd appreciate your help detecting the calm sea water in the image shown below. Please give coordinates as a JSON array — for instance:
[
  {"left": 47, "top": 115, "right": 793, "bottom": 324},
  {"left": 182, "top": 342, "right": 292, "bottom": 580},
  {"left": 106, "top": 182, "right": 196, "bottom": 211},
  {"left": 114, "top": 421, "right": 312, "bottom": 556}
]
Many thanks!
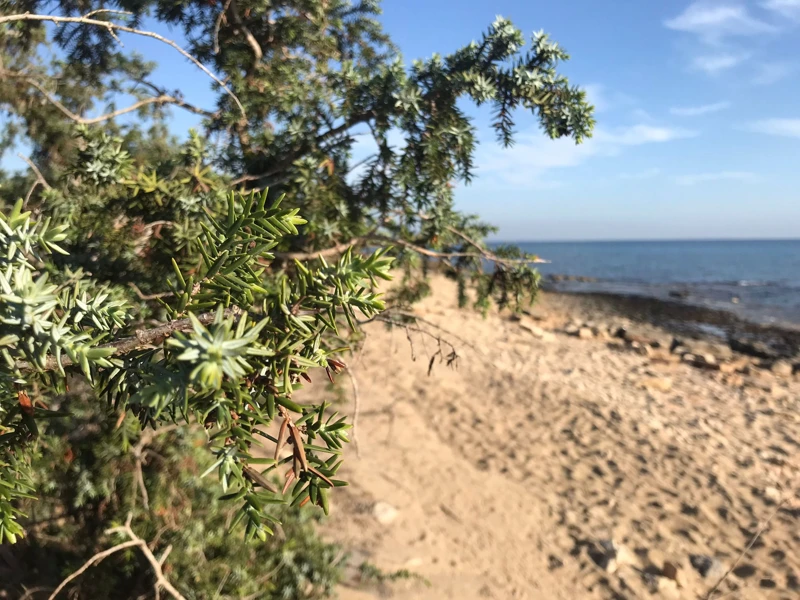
[{"left": 505, "top": 240, "right": 800, "bottom": 326}]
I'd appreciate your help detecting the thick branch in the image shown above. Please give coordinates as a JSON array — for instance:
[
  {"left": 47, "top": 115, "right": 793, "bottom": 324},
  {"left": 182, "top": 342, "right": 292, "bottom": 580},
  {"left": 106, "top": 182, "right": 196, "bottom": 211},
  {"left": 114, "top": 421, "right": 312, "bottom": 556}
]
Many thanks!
[
  {"left": 16, "top": 309, "right": 237, "bottom": 373},
  {"left": 0, "top": 12, "right": 245, "bottom": 118}
]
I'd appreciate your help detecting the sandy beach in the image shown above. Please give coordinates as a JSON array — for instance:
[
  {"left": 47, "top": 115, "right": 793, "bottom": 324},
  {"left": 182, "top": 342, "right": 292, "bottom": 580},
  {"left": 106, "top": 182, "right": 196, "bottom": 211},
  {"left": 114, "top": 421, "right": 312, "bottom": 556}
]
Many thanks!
[{"left": 302, "top": 276, "right": 800, "bottom": 600}]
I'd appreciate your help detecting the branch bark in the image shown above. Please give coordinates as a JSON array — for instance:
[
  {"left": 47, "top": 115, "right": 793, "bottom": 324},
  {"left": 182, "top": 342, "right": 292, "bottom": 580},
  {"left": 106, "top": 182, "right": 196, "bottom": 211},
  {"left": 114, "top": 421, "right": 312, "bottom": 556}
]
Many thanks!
[
  {"left": 15, "top": 309, "right": 238, "bottom": 373},
  {"left": 0, "top": 12, "right": 244, "bottom": 118}
]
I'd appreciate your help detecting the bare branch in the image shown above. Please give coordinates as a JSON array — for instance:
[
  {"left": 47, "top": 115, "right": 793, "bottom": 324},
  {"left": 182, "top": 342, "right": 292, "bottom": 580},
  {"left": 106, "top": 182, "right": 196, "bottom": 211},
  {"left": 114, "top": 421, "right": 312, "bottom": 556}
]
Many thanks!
[
  {"left": 273, "top": 232, "right": 548, "bottom": 267},
  {"left": 48, "top": 513, "right": 186, "bottom": 600},
  {"left": 273, "top": 238, "right": 365, "bottom": 261},
  {"left": 47, "top": 540, "right": 141, "bottom": 599},
  {"left": 20, "top": 75, "right": 215, "bottom": 123},
  {"left": 213, "top": 0, "right": 234, "bottom": 55},
  {"left": 18, "top": 153, "right": 52, "bottom": 206},
  {"left": 0, "top": 12, "right": 245, "bottom": 118},
  {"left": 18, "top": 153, "right": 51, "bottom": 190}
]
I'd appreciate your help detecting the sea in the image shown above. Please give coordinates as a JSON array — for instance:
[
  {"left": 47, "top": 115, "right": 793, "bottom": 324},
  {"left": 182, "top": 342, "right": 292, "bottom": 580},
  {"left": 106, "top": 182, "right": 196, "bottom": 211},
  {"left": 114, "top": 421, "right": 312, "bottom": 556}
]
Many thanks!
[{"left": 505, "top": 240, "right": 800, "bottom": 327}]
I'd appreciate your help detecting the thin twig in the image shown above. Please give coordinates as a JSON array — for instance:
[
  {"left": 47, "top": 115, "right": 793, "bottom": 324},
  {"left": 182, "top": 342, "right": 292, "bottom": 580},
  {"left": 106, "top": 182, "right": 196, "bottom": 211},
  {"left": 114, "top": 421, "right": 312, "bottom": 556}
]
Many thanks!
[
  {"left": 18, "top": 153, "right": 51, "bottom": 206},
  {"left": 21, "top": 77, "right": 210, "bottom": 124},
  {"left": 705, "top": 499, "right": 787, "bottom": 599},
  {"left": 128, "top": 282, "right": 174, "bottom": 301},
  {"left": 47, "top": 540, "right": 141, "bottom": 599},
  {"left": 47, "top": 513, "right": 187, "bottom": 600},
  {"left": 18, "top": 153, "right": 51, "bottom": 190},
  {"left": 344, "top": 367, "right": 362, "bottom": 458},
  {"left": 0, "top": 12, "right": 245, "bottom": 118}
]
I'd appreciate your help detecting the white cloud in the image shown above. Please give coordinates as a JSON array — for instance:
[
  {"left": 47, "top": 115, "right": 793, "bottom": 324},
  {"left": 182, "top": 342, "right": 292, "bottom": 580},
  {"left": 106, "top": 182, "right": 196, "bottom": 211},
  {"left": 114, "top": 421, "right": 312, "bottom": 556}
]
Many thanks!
[
  {"left": 582, "top": 84, "right": 637, "bottom": 113},
  {"left": 691, "top": 52, "right": 750, "bottom": 73},
  {"left": 743, "top": 118, "right": 800, "bottom": 137},
  {"left": 665, "top": 2, "right": 776, "bottom": 41},
  {"left": 762, "top": 0, "right": 800, "bottom": 19},
  {"left": 669, "top": 101, "right": 731, "bottom": 116},
  {"left": 752, "top": 62, "right": 793, "bottom": 84},
  {"left": 620, "top": 168, "right": 662, "bottom": 180},
  {"left": 675, "top": 171, "right": 757, "bottom": 185},
  {"left": 477, "top": 125, "right": 697, "bottom": 187}
]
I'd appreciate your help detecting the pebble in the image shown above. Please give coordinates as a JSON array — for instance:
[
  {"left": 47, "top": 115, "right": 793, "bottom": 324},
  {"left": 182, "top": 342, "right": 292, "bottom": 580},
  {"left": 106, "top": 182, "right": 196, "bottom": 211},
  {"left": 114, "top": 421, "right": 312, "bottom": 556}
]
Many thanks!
[
  {"left": 763, "top": 486, "right": 781, "bottom": 504},
  {"left": 578, "top": 327, "right": 594, "bottom": 340},
  {"left": 373, "top": 501, "right": 399, "bottom": 525},
  {"left": 771, "top": 360, "right": 794, "bottom": 377},
  {"left": 689, "top": 555, "right": 726, "bottom": 580}
]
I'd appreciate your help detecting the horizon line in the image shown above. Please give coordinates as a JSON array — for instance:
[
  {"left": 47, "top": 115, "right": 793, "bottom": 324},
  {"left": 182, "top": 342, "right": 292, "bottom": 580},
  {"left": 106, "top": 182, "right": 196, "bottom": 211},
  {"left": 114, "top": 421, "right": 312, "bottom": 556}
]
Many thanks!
[{"left": 489, "top": 237, "right": 800, "bottom": 244}]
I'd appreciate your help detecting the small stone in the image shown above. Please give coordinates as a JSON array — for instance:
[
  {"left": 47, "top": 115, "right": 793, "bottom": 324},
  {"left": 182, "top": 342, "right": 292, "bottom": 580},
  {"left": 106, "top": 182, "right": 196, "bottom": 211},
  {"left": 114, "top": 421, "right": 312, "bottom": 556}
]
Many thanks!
[
  {"left": 641, "top": 376, "right": 673, "bottom": 393},
  {"left": 701, "top": 353, "right": 717, "bottom": 366},
  {"left": 771, "top": 360, "right": 794, "bottom": 377},
  {"left": 519, "top": 320, "right": 546, "bottom": 338},
  {"left": 564, "top": 323, "right": 580, "bottom": 336},
  {"left": 630, "top": 341, "right": 653, "bottom": 356},
  {"left": 578, "top": 327, "right": 594, "bottom": 340},
  {"left": 662, "top": 561, "right": 680, "bottom": 583},
  {"left": 372, "top": 501, "right": 399, "bottom": 525},
  {"left": 690, "top": 555, "right": 726, "bottom": 580},
  {"left": 763, "top": 486, "right": 781, "bottom": 504},
  {"left": 682, "top": 353, "right": 696, "bottom": 364},
  {"left": 657, "top": 576, "right": 680, "bottom": 598}
]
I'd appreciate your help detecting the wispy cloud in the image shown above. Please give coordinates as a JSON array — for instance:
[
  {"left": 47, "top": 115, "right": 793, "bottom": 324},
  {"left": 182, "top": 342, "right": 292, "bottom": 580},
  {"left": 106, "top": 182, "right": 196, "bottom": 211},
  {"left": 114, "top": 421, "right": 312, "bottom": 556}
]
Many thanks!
[
  {"left": 743, "top": 118, "right": 800, "bottom": 137},
  {"left": 752, "top": 62, "right": 793, "bottom": 85},
  {"left": 670, "top": 101, "right": 731, "bottom": 116},
  {"left": 477, "top": 125, "right": 697, "bottom": 187},
  {"left": 620, "top": 168, "right": 662, "bottom": 180},
  {"left": 691, "top": 52, "right": 750, "bottom": 73},
  {"left": 582, "top": 84, "right": 636, "bottom": 113},
  {"left": 676, "top": 171, "right": 757, "bottom": 185},
  {"left": 762, "top": 0, "right": 800, "bottom": 20},
  {"left": 665, "top": 2, "right": 776, "bottom": 42}
]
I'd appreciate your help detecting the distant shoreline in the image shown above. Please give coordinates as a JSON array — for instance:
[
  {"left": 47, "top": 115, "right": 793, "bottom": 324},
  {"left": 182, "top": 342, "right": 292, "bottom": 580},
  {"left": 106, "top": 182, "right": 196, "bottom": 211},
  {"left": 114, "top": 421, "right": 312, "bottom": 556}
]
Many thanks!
[{"left": 542, "top": 288, "right": 800, "bottom": 359}]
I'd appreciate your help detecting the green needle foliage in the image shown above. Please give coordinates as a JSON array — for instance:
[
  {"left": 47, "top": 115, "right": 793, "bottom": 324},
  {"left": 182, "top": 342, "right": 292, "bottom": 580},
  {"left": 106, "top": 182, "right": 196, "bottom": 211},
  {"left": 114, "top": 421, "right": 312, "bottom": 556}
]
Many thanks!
[{"left": 0, "top": 1, "right": 593, "bottom": 596}]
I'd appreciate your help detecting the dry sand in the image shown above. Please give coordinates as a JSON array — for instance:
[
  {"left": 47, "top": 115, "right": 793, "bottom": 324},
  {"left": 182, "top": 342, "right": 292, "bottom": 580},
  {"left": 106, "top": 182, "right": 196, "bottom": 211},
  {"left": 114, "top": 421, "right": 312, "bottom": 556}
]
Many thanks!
[{"left": 303, "top": 276, "right": 800, "bottom": 600}]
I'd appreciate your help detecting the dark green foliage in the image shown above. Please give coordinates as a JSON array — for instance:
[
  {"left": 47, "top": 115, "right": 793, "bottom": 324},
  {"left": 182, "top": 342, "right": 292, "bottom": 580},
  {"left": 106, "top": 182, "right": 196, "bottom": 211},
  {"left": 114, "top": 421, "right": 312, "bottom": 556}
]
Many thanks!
[{"left": 2, "top": 393, "right": 345, "bottom": 599}]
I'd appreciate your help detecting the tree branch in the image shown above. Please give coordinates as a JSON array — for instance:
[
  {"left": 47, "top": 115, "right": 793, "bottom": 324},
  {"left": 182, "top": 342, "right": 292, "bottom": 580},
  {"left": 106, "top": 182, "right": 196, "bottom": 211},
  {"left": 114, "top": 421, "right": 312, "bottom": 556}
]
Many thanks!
[
  {"left": 273, "top": 232, "right": 548, "bottom": 267},
  {"left": 21, "top": 76, "right": 213, "bottom": 124},
  {"left": 18, "top": 153, "right": 52, "bottom": 206},
  {"left": 47, "top": 513, "right": 186, "bottom": 600},
  {"left": 0, "top": 12, "right": 245, "bottom": 118},
  {"left": 230, "top": 113, "right": 373, "bottom": 187},
  {"left": 15, "top": 309, "right": 238, "bottom": 373}
]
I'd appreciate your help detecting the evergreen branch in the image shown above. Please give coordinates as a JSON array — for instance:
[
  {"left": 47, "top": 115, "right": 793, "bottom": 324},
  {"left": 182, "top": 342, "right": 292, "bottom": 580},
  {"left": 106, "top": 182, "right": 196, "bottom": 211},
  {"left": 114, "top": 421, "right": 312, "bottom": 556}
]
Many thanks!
[
  {"left": 15, "top": 309, "right": 238, "bottom": 373},
  {"left": 0, "top": 12, "right": 245, "bottom": 118},
  {"left": 48, "top": 513, "right": 186, "bottom": 600}
]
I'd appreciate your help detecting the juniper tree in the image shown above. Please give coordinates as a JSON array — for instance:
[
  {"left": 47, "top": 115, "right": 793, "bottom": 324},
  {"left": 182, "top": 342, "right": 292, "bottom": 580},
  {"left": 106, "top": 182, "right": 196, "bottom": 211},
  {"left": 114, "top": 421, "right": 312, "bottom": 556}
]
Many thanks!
[{"left": 0, "top": 2, "right": 593, "bottom": 596}]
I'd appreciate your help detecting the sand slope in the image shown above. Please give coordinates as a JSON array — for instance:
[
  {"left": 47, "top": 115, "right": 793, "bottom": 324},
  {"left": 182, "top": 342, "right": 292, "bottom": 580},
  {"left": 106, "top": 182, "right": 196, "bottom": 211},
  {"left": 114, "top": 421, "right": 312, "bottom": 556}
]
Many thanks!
[{"left": 306, "top": 279, "right": 799, "bottom": 599}]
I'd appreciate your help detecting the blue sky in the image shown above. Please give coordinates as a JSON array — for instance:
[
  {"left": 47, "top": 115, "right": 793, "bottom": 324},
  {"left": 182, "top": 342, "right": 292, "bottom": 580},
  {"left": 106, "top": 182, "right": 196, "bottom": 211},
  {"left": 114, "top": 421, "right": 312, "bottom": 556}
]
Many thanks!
[{"left": 4, "top": 0, "right": 800, "bottom": 240}]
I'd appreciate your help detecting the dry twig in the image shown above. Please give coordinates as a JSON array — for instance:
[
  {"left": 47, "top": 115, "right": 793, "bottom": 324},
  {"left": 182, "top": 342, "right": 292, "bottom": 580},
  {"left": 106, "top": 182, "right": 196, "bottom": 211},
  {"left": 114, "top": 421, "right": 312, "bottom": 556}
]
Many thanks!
[
  {"left": 705, "top": 499, "right": 787, "bottom": 599},
  {"left": 0, "top": 12, "right": 244, "bottom": 118},
  {"left": 47, "top": 513, "right": 186, "bottom": 600}
]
